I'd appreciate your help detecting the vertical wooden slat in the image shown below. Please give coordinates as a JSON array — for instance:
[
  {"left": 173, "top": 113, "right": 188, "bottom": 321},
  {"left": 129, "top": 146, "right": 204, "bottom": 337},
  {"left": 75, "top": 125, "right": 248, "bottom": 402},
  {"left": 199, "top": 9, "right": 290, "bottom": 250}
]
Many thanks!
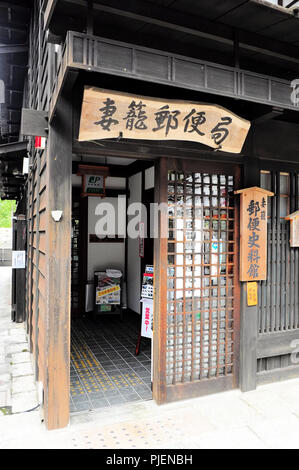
[
  {"left": 33, "top": 153, "right": 42, "bottom": 379},
  {"left": 153, "top": 157, "right": 168, "bottom": 404},
  {"left": 275, "top": 172, "right": 280, "bottom": 332}
]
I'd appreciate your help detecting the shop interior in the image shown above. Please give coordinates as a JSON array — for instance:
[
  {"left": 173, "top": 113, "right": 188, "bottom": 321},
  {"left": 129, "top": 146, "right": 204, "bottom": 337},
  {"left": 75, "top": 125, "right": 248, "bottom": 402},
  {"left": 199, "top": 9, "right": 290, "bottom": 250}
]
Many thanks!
[{"left": 70, "top": 156, "right": 155, "bottom": 413}]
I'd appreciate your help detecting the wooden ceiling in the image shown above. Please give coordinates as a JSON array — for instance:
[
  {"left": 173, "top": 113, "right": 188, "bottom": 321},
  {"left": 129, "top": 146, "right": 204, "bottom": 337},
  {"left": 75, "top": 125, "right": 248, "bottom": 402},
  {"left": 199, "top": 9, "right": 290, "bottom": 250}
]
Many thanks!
[{"left": 0, "top": 1, "right": 31, "bottom": 145}]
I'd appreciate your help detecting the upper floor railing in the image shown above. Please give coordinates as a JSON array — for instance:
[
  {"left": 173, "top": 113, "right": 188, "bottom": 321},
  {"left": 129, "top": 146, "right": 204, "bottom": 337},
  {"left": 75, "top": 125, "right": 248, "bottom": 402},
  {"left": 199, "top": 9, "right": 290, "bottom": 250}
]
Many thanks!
[{"left": 49, "top": 31, "right": 299, "bottom": 121}]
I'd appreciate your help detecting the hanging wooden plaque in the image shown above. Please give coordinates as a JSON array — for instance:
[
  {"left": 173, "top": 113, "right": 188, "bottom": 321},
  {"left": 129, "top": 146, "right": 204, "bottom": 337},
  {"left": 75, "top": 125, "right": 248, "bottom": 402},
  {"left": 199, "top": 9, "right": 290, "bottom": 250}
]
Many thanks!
[
  {"left": 78, "top": 86, "right": 251, "bottom": 154},
  {"left": 235, "top": 187, "right": 274, "bottom": 282}
]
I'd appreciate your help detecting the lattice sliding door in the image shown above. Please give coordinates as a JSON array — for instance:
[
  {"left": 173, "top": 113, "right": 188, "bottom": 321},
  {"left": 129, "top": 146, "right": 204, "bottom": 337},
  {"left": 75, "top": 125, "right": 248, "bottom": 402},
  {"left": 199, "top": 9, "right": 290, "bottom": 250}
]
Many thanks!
[{"left": 153, "top": 159, "right": 240, "bottom": 403}]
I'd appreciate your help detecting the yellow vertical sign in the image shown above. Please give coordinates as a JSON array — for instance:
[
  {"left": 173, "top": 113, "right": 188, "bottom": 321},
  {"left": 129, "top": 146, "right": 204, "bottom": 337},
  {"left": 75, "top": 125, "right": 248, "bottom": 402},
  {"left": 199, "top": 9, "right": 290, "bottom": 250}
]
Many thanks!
[{"left": 247, "top": 281, "right": 258, "bottom": 306}]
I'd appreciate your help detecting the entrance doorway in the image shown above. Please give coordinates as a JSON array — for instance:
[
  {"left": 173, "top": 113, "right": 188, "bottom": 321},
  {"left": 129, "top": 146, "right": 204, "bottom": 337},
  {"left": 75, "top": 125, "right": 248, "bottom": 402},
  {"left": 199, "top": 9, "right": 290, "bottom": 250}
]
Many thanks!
[
  {"left": 69, "top": 157, "right": 241, "bottom": 413},
  {"left": 154, "top": 158, "right": 241, "bottom": 403},
  {"left": 70, "top": 161, "right": 154, "bottom": 413}
]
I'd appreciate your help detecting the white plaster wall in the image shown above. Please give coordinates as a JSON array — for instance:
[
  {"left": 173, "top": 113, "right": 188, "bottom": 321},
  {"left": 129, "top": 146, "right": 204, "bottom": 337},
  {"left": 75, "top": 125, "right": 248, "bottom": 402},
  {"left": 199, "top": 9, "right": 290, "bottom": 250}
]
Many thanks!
[
  {"left": 87, "top": 196, "right": 125, "bottom": 280},
  {"left": 127, "top": 172, "right": 142, "bottom": 314},
  {"left": 145, "top": 166, "right": 155, "bottom": 190}
]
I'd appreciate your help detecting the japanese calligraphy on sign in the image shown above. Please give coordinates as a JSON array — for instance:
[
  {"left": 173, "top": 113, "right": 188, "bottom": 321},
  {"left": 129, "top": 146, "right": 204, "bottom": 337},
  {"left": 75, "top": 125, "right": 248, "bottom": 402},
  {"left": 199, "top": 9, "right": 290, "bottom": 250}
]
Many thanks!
[
  {"left": 78, "top": 87, "right": 251, "bottom": 154},
  {"left": 247, "top": 282, "right": 258, "bottom": 306},
  {"left": 235, "top": 187, "right": 274, "bottom": 282}
]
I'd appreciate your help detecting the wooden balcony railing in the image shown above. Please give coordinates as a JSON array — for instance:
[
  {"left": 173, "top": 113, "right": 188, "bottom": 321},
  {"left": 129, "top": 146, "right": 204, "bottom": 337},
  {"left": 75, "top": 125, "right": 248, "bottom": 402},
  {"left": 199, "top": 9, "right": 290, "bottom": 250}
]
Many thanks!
[{"left": 49, "top": 31, "right": 299, "bottom": 122}]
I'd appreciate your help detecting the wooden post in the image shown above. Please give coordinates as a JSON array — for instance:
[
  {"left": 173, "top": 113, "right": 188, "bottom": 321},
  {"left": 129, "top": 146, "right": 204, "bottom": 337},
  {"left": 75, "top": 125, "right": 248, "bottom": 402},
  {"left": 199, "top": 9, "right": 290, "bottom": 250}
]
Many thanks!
[
  {"left": 240, "top": 284, "right": 258, "bottom": 391},
  {"left": 11, "top": 218, "right": 17, "bottom": 321},
  {"left": 153, "top": 157, "right": 168, "bottom": 404},
  {"left": 15, "top": 216, "right": 26, "bottom": 323},
  {"left": 44, "top": 91, "right": 72, "bottom": 430},
  {"left": 239, "top": 156, "right": 259, "bottom": 392}
]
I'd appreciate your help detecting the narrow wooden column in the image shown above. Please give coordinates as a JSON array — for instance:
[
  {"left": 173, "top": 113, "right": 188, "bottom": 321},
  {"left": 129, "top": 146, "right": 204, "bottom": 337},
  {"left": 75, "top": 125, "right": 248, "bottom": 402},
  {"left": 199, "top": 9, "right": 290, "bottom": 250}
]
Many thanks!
[
  {"left": 239, "top": 155, "right": 260, "bottom": 392},
  {"left": 44, "top": 91, "right": 72, "bottom": 430},
  {"left": 15, "top": 216, "right": 26, "bottom": 323},
  {"left": 153, "top": 157, "right": 168, "bottom": 404},
  {"left": 240, "top": 283, "right": 258, "bottom": 391}
]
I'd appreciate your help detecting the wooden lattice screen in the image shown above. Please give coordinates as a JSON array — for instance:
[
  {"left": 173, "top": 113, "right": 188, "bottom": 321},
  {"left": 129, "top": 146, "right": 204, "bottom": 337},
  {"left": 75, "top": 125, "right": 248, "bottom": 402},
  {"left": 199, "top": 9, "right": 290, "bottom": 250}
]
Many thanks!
[
  {"left": 154, "top": 159, "right": 240, "bottom": 403},
  {"left": 258, "top": 169, "right": 299, "bottom": 373}
]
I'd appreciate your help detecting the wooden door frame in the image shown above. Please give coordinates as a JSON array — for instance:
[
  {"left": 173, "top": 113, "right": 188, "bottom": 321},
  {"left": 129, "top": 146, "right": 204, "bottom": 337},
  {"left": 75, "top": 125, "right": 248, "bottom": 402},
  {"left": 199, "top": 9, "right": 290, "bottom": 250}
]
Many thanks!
[{"left": 153, "top": 157, "right": 241, "bottom": 405}]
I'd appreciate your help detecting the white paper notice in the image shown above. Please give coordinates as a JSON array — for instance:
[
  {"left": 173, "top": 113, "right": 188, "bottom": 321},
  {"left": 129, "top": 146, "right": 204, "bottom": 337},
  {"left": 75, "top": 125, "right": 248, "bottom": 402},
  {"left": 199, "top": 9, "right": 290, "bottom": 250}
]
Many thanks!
[{"left": 12, "top": 251, "right": 26, "bottom": 269}]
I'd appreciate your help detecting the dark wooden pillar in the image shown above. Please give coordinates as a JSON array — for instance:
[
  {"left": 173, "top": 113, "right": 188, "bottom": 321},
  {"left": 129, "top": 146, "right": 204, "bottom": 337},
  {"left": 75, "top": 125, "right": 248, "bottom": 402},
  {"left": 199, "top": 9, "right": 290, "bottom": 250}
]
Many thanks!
[
  {"left": 44, "top": 90, "right": 72, "bottom": 430},
  {"left": 12, "top": 195, "right": 27, "bottom": 323},
  {"left": 11, "top": 218, "right": 17, "bottom": 321},
  {"left": 15, "top": 216, "right": 27, "bottom": 323},
  {"left": 239, "top": 155, "right": 260, "bottom": 392}
]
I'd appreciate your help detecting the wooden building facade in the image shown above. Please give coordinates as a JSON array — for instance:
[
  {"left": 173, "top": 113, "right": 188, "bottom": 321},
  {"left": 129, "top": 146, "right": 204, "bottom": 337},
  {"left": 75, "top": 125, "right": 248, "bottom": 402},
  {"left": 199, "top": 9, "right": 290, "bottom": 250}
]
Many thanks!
[{"left": 1, "top": 0, "right": 299, "bottom": 430}]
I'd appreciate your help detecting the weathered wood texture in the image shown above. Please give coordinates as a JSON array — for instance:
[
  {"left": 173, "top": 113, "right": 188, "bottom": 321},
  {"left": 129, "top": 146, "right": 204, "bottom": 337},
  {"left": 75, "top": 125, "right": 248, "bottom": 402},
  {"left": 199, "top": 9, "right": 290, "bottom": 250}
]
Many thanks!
[
  {"left": 49, "top": 31, "right": 299, "bottom": 122},
  {"left": 78, "top": 86, "right": 250, "bottom": 154},
  {"left": 239, "top": 158, "right": 260, "bottom": 392},
  {"left": 44, "top": 90, "right": 72, "bottom": 430},
  {"left": 257, "top": 167, "right": 299, "bottom": 377},
  {"left": 153, "top": 157, "right": 168, "bottom": 404},
  {"left": 154, "top": 158, "right": 241, "bottom": 403},
  {"left": 236, "top": 187, "right": 273, "bottom": 281},
  {"left": 25, "top": 0, "right": 59, "bottom": 416},
  {"left": 15, "top": 217, "right": 27, "bottom": 323}
]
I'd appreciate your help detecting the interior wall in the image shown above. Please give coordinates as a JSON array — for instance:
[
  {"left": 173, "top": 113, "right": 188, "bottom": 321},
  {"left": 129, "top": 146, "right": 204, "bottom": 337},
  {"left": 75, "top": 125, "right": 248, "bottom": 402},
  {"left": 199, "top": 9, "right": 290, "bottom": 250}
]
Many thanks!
[
  {"left": 127, "top": 172, "right": 142, "bottom": 314},
  {"left": 87, "top": 196, "right": 126, "bottom": 280},
  {"left": 72, "top": 166, "right": 155, "bottom": 312},
  {"left": 145, "top": 166, "right": 155, "bottom": 190}
]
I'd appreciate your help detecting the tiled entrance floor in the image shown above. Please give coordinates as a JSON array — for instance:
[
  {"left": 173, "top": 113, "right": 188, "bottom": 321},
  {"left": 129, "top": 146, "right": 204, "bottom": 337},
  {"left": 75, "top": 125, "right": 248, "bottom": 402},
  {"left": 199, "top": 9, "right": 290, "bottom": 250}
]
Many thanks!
[{"left": 70, "top": 313, "right": 152, "bottom": 413}]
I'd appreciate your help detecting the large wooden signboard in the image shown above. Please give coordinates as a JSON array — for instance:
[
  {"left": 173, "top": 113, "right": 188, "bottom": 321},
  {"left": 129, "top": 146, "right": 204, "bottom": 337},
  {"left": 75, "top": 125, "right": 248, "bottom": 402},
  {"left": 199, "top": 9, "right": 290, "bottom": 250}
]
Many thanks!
[
  {"left": 235, "top": 187, "right": 274, "bottom": 282},
  {"left": 78, "top": 86, "right": 251, "bottom": 154}
]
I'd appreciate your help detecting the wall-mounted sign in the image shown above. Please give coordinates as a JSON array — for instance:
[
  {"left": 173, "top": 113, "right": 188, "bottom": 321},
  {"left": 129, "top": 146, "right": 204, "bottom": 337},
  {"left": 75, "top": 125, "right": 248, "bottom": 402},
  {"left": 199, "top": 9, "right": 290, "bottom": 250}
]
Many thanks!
[
  {"left": 12, "top": 250, "right": 26, "bottom": 269},
  {"left": 85, "top": 175, "right": 104, "bottom": 195},
  {"left": 78, "top": 87, "right": 251, "bottom": 154},
  {"left": 247, "top": 281, "right": 258, "bottom": 306},
  {"left": 235, "top": 187, "right": 274, "bottom": 282},
  {"left": 35, "top": 136, "right": 46, "bottom": 149},
  {"left": 77, "top": 164, "right": 109, "bottom": 197},
  {"left": 141, "top": 299, "right": 153, "bottom": 339},
  {"left": 285, "top": 210, "right": 299, "bottom": 247}
]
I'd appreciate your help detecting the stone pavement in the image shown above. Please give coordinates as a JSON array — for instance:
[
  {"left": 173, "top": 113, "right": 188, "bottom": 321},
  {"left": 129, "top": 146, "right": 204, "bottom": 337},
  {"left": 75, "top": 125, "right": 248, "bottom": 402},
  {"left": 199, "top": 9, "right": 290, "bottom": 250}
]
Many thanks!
[
  {"left": 1, "top": 374, "right": 299, "bottom": 448},
  {"left": 1, "top": 265, "right": 299, "bottom": 449},
  {"left": 0, "top": 267, "right": 38, "bottom": 416}
]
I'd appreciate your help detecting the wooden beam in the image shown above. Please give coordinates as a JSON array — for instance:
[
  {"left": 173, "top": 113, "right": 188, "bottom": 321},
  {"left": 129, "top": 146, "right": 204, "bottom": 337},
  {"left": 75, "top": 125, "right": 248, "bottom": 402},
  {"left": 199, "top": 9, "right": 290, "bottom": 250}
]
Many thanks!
[
  {"left": 45, "top": 90, "right": 72, "bottom": 430},
  {"left": 0, "top": 45, "right": 28, "bottom": 54},
  {"left": 0, "top": 22, "right": 27, "bottom": 33},
  {"left": 44, "top": 0, "right": 58, "bottom": 31},
  {"left": 0, "top": 141, "right": 28, "bottom": 155},
  {"left": 62, "top": 0, "right": 299, "bottom": 65},
  {"left": 86, "top": 0, "right": 94, "bottom": 35},
  {"left": 253, "top": 107, "right": 284, "bottom": 124},
  {"left": 257, "top": 330, "right": 299, "bottom": 358},
  {"left": 0, "top": 1, "right": 30, "bottom": 12},
  {"left": 257, "top": 365, "right": 299, "bottom": 386}
]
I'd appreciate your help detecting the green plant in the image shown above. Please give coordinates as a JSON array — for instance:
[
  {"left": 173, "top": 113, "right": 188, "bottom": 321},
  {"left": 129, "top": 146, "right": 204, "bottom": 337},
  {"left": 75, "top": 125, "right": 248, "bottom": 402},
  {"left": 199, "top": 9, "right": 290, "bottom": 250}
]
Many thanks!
[{"left": 0, "top": 200, "right": 16, "bottom": 228}]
